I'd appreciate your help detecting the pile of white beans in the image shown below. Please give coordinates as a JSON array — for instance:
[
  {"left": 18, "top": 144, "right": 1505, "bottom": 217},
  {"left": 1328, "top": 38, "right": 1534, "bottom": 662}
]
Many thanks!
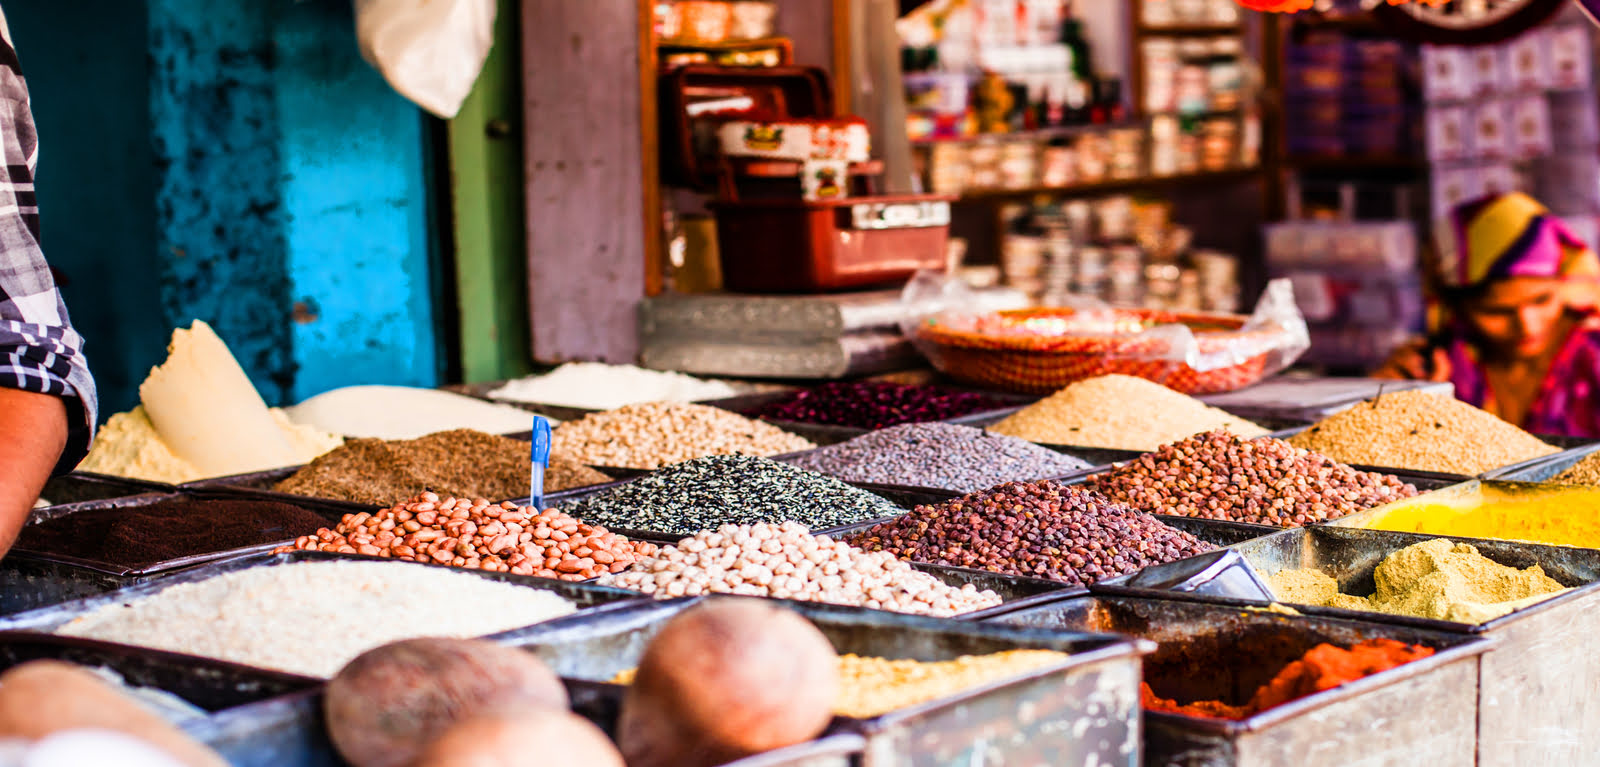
[{"left": 600, "top": 522, "right": 1004, "bottom": 618}]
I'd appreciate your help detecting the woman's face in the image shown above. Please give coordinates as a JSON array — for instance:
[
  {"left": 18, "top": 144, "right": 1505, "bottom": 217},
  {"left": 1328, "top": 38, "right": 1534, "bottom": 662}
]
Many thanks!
[{"left": 1462, "top": 277, "right": 1569, "bottom": 359}]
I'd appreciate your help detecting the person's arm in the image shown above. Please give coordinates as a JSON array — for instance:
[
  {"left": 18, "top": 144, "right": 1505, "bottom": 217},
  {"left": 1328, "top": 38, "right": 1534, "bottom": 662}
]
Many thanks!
[
  {"left": 1372, "top": 340, "right": 1452, "bottom": 382},
  {"left": 0, "top": 388, "right": 65, "bottom": 551},
  {"left": 0, "top": 12, "right": 99, "bottom": 556}
]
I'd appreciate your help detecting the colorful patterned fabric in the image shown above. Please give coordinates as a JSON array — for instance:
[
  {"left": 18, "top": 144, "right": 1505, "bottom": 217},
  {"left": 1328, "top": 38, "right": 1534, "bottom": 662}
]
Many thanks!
[
  {"left": 1430, "top": 193, "right": 1600, "bottom": 437},
  {"left": 1435, "top": 192, "right": 1600, "bottom": 289}
]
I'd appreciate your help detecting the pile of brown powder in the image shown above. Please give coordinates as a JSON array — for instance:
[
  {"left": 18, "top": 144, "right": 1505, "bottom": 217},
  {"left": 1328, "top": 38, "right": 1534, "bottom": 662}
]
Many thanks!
[
  {"left": 1287, "top": 391, "right": 1557, "bottom": 476},
  {"left": 1267, "top": 538, "right": 1569, "bottom": 624},
  {"left": 274, "top": 429, "right": 609, "bottom": 505},
  {"left": 986, "top": 375, "right": 1268, "bottom": 451},
  {"left": 1551, "top": 452, "right": 1600, "bottom": 486}
]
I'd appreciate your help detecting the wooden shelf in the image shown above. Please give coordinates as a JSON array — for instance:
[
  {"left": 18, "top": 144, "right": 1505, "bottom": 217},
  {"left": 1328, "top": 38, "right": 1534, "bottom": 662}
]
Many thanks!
[
  {"left": 953, "top": 167, "right": 1263, "bottom": 202},
  {"left": 1285, "top": 155, "right": 1426, "bottom": 174},
  {"left": 657, "top": 36, "right": 790, "bottom": 51},
  {"left": 1288, "top": 12, "right": 1385, "bottom": 34},
  {"left": 1136, "top": 23, "right": 1245, "bottom": 37}
]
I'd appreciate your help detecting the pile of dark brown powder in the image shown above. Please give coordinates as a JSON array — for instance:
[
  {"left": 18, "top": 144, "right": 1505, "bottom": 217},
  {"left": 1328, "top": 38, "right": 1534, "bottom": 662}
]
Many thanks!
[{"left": 274, "top": 429, "right": 609, "bottom": 506}]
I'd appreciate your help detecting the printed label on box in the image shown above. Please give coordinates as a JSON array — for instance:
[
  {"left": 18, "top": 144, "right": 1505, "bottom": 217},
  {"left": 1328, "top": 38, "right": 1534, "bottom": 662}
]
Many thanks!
[
  {"left": 1512, "top": 96, "right": 1553, "bottom": 158},
  {"left": 1423, "top": 46, "right": 1471, "bottom": 102},
  {"left": 1470, "top": 46, "right": 1505, "bottom": 95},
  {"left": 1506, "top": 31, "right": 1552, "bottom": 91},
  {"left": 1433, "top": 167, "right": 1483, "bottom": 222},
  {"left": 1480, "top": 163, "right": 1519, "bottom": 195},
  {"left": 1427, "top": 107, "right": 1469, "bottom": 161},
  {"left": 1472, "top": 102, "right": 1511, "bottom": 159},
  {"left": 1550, "top": 26, "right": 1593, "bottom": 90}
]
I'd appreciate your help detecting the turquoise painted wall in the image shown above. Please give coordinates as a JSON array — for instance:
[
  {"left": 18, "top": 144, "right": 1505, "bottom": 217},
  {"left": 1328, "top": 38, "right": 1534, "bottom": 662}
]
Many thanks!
[{"left": 9, "top": 0, "right": 440, "bottom": 412}]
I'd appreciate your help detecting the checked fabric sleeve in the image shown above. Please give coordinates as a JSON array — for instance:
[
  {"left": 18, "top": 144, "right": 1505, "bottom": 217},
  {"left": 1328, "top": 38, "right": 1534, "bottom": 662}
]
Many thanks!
[{"left": 0, "top": 10, "right": 98, "bottom": 473}]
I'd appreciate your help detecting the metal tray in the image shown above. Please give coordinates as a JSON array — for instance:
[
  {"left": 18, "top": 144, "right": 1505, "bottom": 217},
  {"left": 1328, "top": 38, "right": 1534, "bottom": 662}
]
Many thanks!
[
  {"left": 1482, "top": 440, "right": 1600, "bottom": 483},
  {"left": 0, "top": 632, "right": 316, "bottom": 714},
  {"left": 993, "top": 594, "right": 1489, "bottom": 767},
  {"left": 189, "top": 680, "right": 864, "bottom": 767},
  {"left": 1093, "top": 525, "right": 1600, "bottom": 765},
  {"left": 444, "top": 380, "right": 798, "bottom": 426},
  {"left": 504, "top": 596, "right": 1150, "bottom": 767},
  {"left": 38, "top": 472, "right": 173, "bottom": 508},
  {"left": 9, "top": 490, "right": 359, "bottom": 578},
  {"left": 0, "top": 550, "right": 647, "bottom": 640}
]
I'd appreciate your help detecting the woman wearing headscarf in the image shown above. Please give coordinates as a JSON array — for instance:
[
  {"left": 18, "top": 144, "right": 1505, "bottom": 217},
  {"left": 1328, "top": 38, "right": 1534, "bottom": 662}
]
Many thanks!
[{"left": 1376, "top": 192, "right": 1600, "bottom": 438}]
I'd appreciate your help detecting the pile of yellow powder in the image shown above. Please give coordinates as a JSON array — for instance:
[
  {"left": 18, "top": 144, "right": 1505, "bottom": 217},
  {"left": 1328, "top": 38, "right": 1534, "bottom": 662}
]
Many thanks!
[
  {"left": 1287, "top": 391, "right": 1557, "bottom": 475},
  {"left": 1349, "top": 488, "right": 1600, "bottom": 549},
  {"left": 613, "top": 648, "right": 1068, "bottom": 719},
  {"left": 987, "top": 375, "right": 1268, "bottom": 451},
  {"left": 1267, "top": 538, "right": 1570, "bottom": 624},
  {"left": 79, "top": 406, "right": 342, "bottom": 484}
]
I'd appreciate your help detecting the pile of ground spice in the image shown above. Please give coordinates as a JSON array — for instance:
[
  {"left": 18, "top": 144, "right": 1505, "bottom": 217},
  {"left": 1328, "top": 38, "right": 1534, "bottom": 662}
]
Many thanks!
[
  {"left": 1552, "top": 452, "right": 1600, "bottom": 486},
  {"left": 274, "top": 429, "right": 609, "bottom": 506},
  {"left": 1142, "top": 638, "right": 1435, "bottom": 719},
  {"left": 1287, "top": 391, "right": 1557, "bottom": 475},
  {"left": 1267, "top": 538, "right": 1570, "bottom": 623},
  {"left": 16, "top": 499, "right": 331, "bottom": 567},
  {"left": 986, "top": 375, "right": 1268, "bottom": 451}
]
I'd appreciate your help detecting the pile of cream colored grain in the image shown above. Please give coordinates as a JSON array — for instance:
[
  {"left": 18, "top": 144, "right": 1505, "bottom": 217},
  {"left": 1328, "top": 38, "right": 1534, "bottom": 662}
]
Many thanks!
[{"left": 986, "top": 375, "right": 1268, "bottom": 451}]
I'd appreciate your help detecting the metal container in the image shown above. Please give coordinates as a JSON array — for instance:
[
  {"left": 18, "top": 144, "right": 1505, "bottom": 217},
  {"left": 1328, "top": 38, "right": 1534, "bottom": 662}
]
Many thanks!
[
  {"left": 1482, "top": 441, "right": 1600, "bottom": 482},
  {"left": 39, "top": 472, "right": 173, "bottom": 507},
  {"left": 0, "top": 632, "right": 315, "bottom": 714},
  {"left": 189, "top": 681, "right": 864, "bottom": 767},
  {"left": 505, "top": 596, "right": 1151, "bottom": 767},
  {"left": 10, "top": 490, "right": 357, "bottom": 578},
  {"left": 0, "top": 550, "right": 647, "bottom": 637},
  {"left": 993, "top": 595, "right": 1490, "bottom": 767},
  {"left": 1095, "top": 525, "right": 1600, "bottom": 766}
]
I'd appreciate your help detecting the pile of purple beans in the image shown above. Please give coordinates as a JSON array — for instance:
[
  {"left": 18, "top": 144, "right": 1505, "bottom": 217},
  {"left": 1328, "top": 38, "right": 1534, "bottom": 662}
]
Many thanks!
[{"left": 752, "top": 381, "right": 1009, "bottom": 429}]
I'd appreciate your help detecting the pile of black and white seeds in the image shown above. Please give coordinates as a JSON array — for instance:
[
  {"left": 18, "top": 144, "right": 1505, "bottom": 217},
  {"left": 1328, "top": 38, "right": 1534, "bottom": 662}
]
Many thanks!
[
  {"left": 557, "top": 455, "right": 903, "bottom": 536},
  {"left": 848, "top": 480, "right": 1212, "bottom": 587},
  {"left": 1086, "top": 430, "right": 1420, "bottom": 527},
  {"left": 786, "top": 423, "right": 1091, "bottom": 491}
]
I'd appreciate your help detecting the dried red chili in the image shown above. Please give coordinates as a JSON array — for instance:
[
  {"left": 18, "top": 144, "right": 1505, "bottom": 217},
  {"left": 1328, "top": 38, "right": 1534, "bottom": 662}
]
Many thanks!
[{"left": 1142, "top": 638, "right": 1435, "bottom": 719}]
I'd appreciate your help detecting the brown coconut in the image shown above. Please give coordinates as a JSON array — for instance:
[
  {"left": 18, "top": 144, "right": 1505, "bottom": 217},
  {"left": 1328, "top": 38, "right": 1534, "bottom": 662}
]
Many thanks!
[
  {"left": 324, "top": 637, "right": 568, "bottom": 767},
  {"left": 413, "top": 708, "right": 625, "bottom": 767},
  {"left": 616, "top": 599, "right": 838, "bottom": 767},
  {"left": 0, "top": 660, "right": 227, "bottom": 767}
]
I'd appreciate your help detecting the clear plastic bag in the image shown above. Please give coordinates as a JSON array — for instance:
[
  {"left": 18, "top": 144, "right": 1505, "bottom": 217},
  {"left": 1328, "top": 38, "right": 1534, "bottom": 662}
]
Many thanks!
[
  {"left": 353, "top": 0, "right": 496, "bottom": 118},
  {"left": 901, "top": 272, "right": 1311, "bottom": 394}
]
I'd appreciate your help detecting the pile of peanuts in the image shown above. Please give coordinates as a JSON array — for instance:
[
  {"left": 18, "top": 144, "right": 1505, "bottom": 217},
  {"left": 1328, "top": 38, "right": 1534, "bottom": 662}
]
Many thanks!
[
  {"left": 278, "top": 492, "right": 658, "bottom": 580},
  {"left": 599, "top": 521, "right": 1004, "bottom": 617},
  {"left": 1086, "top": 430, "right": 1419, "bottom": 527}
]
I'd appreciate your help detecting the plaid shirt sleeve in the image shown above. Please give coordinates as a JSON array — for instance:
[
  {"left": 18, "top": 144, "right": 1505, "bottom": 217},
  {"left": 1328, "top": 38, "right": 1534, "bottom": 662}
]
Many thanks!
[{"left": 0, "top": 11, "right": 97, "bottom": 473}]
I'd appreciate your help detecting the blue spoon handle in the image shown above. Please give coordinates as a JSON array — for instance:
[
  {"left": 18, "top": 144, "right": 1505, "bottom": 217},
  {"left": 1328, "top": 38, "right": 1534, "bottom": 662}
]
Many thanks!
[{"left": 529, "top": 416, "right": 552, "bottom": 508}]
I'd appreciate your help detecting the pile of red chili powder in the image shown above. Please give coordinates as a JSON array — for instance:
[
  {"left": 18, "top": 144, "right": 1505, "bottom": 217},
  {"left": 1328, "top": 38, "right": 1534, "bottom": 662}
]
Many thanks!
[
  {"left": 1142, "top": 638, "right": 1435, "bottom": 719},
  {"left": 753, "top": 381, "right": 1008, "bottom": 429}
]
